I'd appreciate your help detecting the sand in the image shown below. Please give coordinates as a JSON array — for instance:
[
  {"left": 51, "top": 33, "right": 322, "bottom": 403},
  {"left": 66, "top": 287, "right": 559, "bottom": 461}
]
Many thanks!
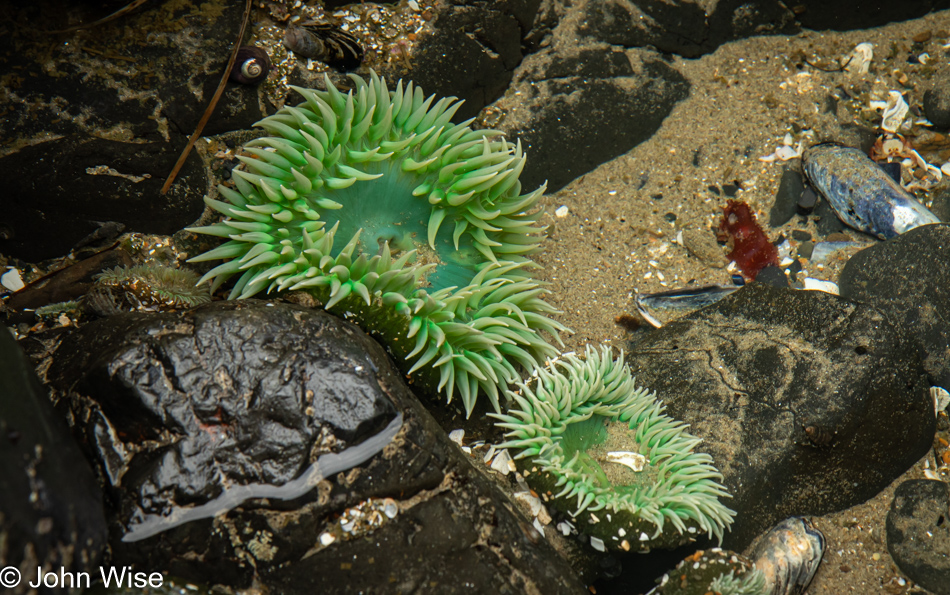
[{"left": 530, "top": 10, "right": 950, "bottom": 594}]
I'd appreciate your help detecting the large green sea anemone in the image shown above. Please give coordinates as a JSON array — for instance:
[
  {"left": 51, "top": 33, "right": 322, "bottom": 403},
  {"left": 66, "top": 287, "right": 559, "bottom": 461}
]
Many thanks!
[
  {"left": 493, "top": 346, "right": 734, "bottom": 551},
  {"left": 188, "top": 72, "right": 566, "bottom": 415}
]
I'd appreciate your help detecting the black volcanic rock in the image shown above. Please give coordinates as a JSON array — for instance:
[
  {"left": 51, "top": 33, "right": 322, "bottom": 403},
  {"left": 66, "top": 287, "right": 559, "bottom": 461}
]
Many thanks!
[
  {"left": 47, "top": 301, "right": 586, "bottom": 594},
  {"left": 1, "top": 328, "right": 107, "bottom": 593},
  {"left": 0, "top": 0, "right": 262, "bottom": 262},
  {"left": 492, "top": 45, "right": 689, "bottom": 193},
  {"left": 886, "top": 479, "right": 950, "bottom": 595},
  {"left": 623, "top": 283, "right": 934, "bottom": 550},
  {"left": 839, "top": 224, "right": 950, "bottom": 387}
]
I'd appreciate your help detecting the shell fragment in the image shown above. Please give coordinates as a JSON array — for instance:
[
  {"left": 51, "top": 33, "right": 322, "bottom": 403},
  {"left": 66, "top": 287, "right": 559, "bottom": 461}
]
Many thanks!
[{"left": 606, "top": 451, "right": 648, "bottom": 472}]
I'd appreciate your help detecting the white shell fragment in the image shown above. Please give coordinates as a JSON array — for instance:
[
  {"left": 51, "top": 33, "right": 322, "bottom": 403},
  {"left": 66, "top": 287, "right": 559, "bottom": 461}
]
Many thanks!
[
  {"left": 555, "top": 205, "right": 569, "bottom": 218},
  {"left": 910, "top": 149, "right": 943, "bottom": 182},
  {"left": 759, "top": 134, "right": 803, "bottom": 162},
  {"left": 932, "top": 386, "right": 950, "bottom": 417},
  {"left": 490, "top": 448, "right": 514, "bottom": 475},
  {"left": 319, "top": 532, "right": 336, "bottom": 546},
  {"left": 844, "top": 42, "right": 873, "bottom": 74},
  {"left": 881, "top": 91, "right": 909, "bottom": 133},
  {"left": 1, "top": 268, "right": 24, "bottom": 292},
  {"left": 514, "top": 491, "right": 544, "bottom": 517},
  {"left": 590, "top": 536, "right": 607, "bottom": 552},
  {"left": 802, "top": 278, "right": 839, "bottom": 295},
  {"left": 557, "top": 520, "right": 575, "bottom": 536},
  {"left": 482, "top": 444, "right": 496, "bottom": 464},
  {"left": 448, "top": 429, "right": 465, "bottom": 445},
  {"left": 606, "top": 451, "right": 648, "bottom": 472}
]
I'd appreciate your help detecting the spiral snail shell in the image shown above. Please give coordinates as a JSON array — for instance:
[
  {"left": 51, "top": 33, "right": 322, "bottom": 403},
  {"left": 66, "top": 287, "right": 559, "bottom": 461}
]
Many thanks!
[{"left": 229, "top": 46, "right": 270, "bottom": 85}]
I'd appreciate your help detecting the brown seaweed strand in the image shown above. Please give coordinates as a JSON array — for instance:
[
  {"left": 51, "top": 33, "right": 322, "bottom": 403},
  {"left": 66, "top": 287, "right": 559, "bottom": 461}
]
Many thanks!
[{"left": 161, "top": 0, "right": 252, "bottom": 195}]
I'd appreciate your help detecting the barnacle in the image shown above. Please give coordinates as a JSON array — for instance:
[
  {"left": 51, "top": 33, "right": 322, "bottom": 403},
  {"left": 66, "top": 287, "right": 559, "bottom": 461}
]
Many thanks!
[
  {"left": 492, "top": 346, "right": 734, "bottom": 551},
  {"left": 188, "top": 71, "right": 567, "bottom": 416}
]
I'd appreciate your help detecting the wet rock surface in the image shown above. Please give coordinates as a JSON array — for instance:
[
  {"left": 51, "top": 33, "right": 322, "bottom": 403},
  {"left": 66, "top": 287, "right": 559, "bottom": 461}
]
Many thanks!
[
  {"left": 493, "top": 44, "right": 689, "bottom": 193},
  {"left": 839, "top": 224, "right": 950, "bottom": 386},
  {"left": 794, "top": 0, "right": 950, "bottom": 31},
  {"left": 0, "top": 328, "right": 107, "bottom": 593},
  {"left": 404, "top": 0, "right": 540, "bottom": 122},
  {"left": 0, "top": 136, "right": 207, "bottom": 263},
  {"left": 46, "top": 301, "right": 585, "bottom": 594},
  {"left": 886, "top": 479, "right": 950, "bottom": 595},
  {"left": 0, "top": 0, "right": 263, "bottom": 262},
  {"left": 623, "top": 282, "right": 934, "bottom": 550},
  {"left": 923, "top": 83, "right": 950, "bottom": 129},
  {"left": 769, "top": 167, "right": 806, "bottom": 228},
  {"left": 573, "top": 0, "right": 798, "bottom": 58}
]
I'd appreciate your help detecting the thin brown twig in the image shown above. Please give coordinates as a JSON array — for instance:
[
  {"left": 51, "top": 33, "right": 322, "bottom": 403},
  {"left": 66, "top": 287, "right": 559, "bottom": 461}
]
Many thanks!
[{"left": 161, "top": 0, "right": 253, "bottom": 195}]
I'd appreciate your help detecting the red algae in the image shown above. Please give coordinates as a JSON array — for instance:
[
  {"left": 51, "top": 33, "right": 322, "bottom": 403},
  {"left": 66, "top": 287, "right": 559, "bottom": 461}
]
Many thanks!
[{"left": 718, "top": 200, "right": 778, "bottom": 280}]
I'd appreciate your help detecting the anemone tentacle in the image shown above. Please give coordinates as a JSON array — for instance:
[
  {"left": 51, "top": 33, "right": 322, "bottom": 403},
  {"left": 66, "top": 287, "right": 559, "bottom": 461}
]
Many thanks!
[
  {"left": 188, "top": 71, "right": 567, "bottom": 416},
  {"left": 492, "top": 346, "right": 734, "bottom": 551}
]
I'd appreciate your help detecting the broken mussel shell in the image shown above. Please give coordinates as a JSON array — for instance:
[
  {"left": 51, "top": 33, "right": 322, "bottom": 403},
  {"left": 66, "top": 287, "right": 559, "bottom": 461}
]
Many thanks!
[
  {"left": 284, "top": 23, "right": 363, "bottom": 70},
  {"left": 635, "top": 284, "right": 741, "bottom": 328},
  {"left": 802, "top": 142, "right": 941, "bottom": 240},
  {"left": 229, "top": 46, "right": 270, "bottom": 85},
  {"left": 749, "top": 517, "right": 825, "bottom": 595}
]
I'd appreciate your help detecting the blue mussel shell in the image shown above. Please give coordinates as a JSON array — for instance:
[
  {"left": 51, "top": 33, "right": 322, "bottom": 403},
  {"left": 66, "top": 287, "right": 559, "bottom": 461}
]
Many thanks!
[{"left": 802, "top": 143, "right": 940, "bottom": 239}]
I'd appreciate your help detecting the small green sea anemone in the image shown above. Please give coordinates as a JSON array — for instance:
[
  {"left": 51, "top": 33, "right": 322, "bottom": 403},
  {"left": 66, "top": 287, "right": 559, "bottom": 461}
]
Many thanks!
[
  {"left": 89, "top": 264, "right": 211, "bottom": 313},
  {"left": 648, "top": 549, "right": 765, "bottom": 595},
  {"left": 187, "top": 72, "right": 566, "bottom": 415},
  {"left": 493, "top": 346, "right": 734, "bottom": 551}
]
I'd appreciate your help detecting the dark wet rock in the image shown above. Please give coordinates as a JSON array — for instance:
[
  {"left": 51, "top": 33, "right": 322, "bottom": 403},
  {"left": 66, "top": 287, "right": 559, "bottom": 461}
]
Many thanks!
[
  {"left": 793, "top": 0, "right": 950, "bottom": 32},
  {"left": 813, "top": 198, "right": 847, "bottom": 236},
  {"left": 770, "top": 167, "right": 806, "bottom": 227},
  {"left": 493, "top": 44, "right": 689, "bottom": 193},
  {"left": 924, "top": 83, "right": 950, "bottom": 129},
  {"left": 573, "top": 0, "right": 798, "bottom": 58},
  {"left": 886, "top": 479, "right": 950, "bottom": 595},
  {"left": 0, "top": 328, "right": 107, "bottom": 592},
  {"left": 389, "top": 0, "right": 541, "bottom": 122},
  {"left": 0, "top": 136, "right": 205, "bottom": 262},
  {"left": 798, "top": 187, "right": 819, "bottom": 211},
  {"left": 929, "top": 185, "right": 950, "bottom": 223},
  {"left": 752, "top": 265, "right": 788, "bottom": 288},
  {"left": 47, "top": 301, "right": 585, "bottom": 593},
  {"left": 0, "top": 0, "right": 262, "bottom": 262},
  {"left": 797, "top": 241, "right": 814, "bottom": 260},
  {"left": 623, "top": 283, "right": 934, "bottom": 550},
  {"left": 839, "top": 224, "right": 950, "bottom": 387}
]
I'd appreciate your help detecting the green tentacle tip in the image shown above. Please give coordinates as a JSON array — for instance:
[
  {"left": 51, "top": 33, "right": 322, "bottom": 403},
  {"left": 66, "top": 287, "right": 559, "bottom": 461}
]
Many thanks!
[
  {"left": 188, "top": 70, "right": 568, "bottom": 416},
  {"left": 492, "top": 346, "right": 735, "bottom": 552}
]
